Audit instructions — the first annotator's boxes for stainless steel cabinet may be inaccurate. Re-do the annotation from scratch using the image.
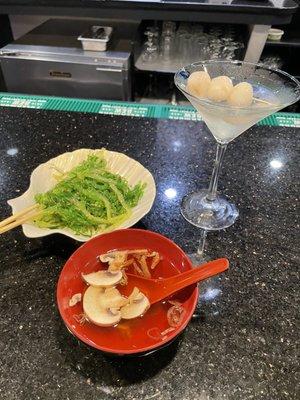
[0,45,131,100]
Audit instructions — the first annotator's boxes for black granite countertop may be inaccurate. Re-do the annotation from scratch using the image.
[0,108,299,400]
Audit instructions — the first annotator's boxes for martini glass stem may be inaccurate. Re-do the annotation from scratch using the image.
[206,143,227,201]
[197,229,207,259]
[188,229,208,266]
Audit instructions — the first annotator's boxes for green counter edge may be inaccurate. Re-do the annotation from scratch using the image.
[0,92,299,128]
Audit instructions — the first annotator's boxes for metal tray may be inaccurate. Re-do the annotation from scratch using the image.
[78,26,113,51]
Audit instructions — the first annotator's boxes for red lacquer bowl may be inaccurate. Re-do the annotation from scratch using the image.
[57,229,198,355]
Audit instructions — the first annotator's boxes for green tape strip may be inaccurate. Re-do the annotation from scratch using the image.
[0,92,299,128]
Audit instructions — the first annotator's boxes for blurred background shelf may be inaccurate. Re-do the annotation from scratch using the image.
[135,54,181,73]
[0,1,299,112]
[265,36,300,48]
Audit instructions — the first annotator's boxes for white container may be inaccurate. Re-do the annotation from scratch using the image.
[8,148,156,242]
[78,26,113,51]
[268,28,284,41]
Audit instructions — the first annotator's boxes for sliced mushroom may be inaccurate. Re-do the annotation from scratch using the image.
[120,287,150,320]
[128,287,140,301]
[108,253,128,272]
[82,270,123,287]
[98,287,128,309]
[69,293,82,307]
[83,286,121,327]
[99,251,118,264]
[99,251,128,271]
[99,250,126,263]
[127,249,149,255]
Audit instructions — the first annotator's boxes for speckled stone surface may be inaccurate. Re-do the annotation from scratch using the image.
[0,108,299,400]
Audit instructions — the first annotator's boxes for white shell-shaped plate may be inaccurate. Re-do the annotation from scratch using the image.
[8,149,156,242]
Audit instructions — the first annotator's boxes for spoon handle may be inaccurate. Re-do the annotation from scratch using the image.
[161,258,229,296]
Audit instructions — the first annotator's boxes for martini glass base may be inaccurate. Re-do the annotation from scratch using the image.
[181,189,239,230]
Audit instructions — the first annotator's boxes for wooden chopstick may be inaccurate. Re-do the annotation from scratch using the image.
[0,210,42,234]
[0,204,39,228]
[0,206,42,234]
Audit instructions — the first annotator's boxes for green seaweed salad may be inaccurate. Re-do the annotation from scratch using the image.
[34,153,146,236]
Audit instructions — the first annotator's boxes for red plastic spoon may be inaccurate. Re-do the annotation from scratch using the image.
[127,258,229,305]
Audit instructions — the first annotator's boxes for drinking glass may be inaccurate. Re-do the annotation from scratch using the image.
[178,33,192,63]
[142,44,159,63]
[160,35,174,62]
[174,60,300,261]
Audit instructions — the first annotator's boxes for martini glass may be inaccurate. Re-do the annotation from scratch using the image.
[175,60,300,263]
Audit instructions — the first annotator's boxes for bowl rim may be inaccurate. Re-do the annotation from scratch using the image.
[174,59,300,112]
[56,228,199,355]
